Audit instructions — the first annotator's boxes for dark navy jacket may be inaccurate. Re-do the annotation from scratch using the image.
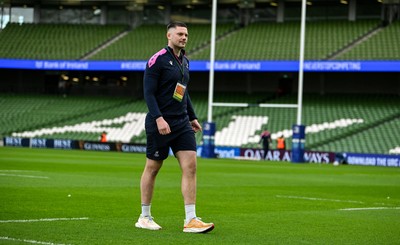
[143,46,197,129]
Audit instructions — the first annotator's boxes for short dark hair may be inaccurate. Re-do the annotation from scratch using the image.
[167,21,187,31]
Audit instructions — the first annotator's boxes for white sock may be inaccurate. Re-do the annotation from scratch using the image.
[185,204,196,223]
[141,204,151,217]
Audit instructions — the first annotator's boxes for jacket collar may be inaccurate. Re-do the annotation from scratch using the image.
[166,46,186,57]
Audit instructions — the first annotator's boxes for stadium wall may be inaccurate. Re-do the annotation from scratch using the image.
[1,68,399,95]
[0,1,386,27]
[189,71,400,95]
[3,136,400,167]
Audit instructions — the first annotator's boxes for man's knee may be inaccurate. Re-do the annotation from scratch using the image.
[144,159,163,177]
[177,151,197,175]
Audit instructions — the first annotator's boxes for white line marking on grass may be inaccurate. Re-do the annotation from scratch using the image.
[0,217,89,223]
[276,195,364,204]
[0,170,41,172]
[339,207,400,211]
[0,173,49,179]
[0,236,69,245]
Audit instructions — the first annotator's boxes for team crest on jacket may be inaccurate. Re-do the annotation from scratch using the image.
[169,61,173,66]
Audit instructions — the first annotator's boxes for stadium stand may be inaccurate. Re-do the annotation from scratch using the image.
[313,118,400,155]
[0,23,127,59]
[0,16,398,156]
[189,20,381,60]
[335,21,400,60]
[2,93,399,155]
[88,24,166,60]
[89,23,237,60]
[0,94,135,139]
[191,93,400,154]
[1,20,391,61]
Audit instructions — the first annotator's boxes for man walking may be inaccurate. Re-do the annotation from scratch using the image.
[135,21,214,233]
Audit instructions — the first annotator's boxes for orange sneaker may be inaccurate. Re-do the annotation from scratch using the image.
[183,217,214,233]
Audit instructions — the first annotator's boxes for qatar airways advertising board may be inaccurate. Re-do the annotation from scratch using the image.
[196,146,334,163]
[240,148,334,163]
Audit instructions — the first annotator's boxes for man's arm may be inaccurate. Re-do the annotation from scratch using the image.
[143,64,162,119]
[156,116,171,135]
[190,119,202,133]
[143,53,171,135]
[186,93,202,133]
[186,93,197,121]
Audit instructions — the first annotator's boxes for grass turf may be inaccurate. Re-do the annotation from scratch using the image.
[0,147,399,244]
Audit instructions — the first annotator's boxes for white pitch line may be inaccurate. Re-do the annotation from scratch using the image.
[0,173,49,179]
[0,170,41,172]
[0,217,89,223]
[0,236,69,245]
[339,207,400,211]
[276,195,364,204]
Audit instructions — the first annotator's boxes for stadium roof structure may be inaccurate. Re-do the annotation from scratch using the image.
[1,0,388,7]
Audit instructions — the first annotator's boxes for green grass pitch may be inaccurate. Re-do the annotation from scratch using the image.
[1,147,399,244]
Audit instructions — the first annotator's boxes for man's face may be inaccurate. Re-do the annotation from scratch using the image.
[167,26,188,49]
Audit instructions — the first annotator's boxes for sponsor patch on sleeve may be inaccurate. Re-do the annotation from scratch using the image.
[148,48,167,68]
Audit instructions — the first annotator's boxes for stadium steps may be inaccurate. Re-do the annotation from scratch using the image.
[89,23,237,60]
[80,27,131,60]
[189,20,381,61]
[1,20,391,61]
[327,23,383,60]
[334,21,400,60]
[187,24,242,59]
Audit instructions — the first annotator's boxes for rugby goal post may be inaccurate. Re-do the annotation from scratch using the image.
[202,0,307,163]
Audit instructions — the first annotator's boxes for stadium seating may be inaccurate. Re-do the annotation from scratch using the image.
[1,20,393,61]
[0,94,136,141]
[90,23,237,60]
[189,20,380,60]
[2,93,398,154]
[335,21,400,60]
[193,93,399,154]
[0,19,398,155]
[88,24,166,60]
[0,23,127,59]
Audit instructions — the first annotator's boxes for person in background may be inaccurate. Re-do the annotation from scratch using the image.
[276,134,286,150]
[259,129,272,159]
[100,131,107,142]
[135,21,214,233]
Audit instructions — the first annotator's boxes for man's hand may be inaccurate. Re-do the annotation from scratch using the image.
[190,119,202,133]
[156,117,171,135]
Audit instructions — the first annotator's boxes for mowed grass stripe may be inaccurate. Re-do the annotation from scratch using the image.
[0,147,399,244]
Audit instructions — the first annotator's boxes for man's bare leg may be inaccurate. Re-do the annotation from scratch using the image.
[176,151,197,206]
[140,158,163,205]
[177,151,214,233]
[135,158,163,230]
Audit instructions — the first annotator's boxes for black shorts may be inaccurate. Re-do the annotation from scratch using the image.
[145,116,197,161]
